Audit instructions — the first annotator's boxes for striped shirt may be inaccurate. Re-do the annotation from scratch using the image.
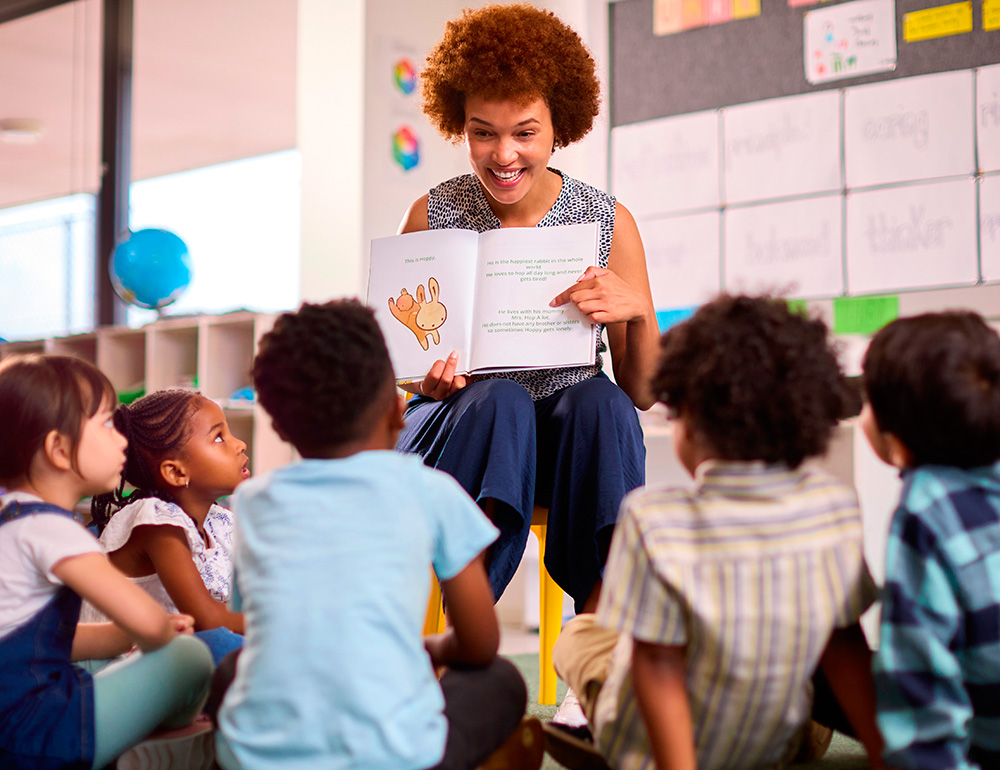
[595,460,876,770]
[874,463,1000,770]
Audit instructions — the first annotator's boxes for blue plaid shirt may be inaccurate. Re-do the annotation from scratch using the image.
[873,463,1000,770]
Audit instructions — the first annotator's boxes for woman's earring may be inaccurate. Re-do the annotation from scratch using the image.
[185,479,189,488]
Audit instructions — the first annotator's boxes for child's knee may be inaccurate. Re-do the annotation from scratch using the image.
[163,634,214,687]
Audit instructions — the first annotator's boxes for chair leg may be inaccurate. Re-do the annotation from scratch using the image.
[423,570,446,636]
[532,522,563,706]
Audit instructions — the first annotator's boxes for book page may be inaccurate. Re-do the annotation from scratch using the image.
[368,229,479,381]
[469,223,598,372]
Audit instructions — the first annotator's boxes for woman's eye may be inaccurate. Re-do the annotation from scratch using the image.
[104,418,115,429]
[214,434,224,443]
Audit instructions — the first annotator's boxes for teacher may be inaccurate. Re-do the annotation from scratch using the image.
[397,3,660,617]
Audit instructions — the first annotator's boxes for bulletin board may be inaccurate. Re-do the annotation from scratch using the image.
[606,0,1000,331]
[610,0,999,125]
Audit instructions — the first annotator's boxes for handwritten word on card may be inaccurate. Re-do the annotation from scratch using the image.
[979,65,1000,173]
[724,91,841,205]
[637,213,722,310]
[844,70,975,188]
[979,176,1000,282]
[725,196,844,298]
[846,179,977,294]
[804,0,897,85]
[611,111,720,218]
[903,2,972,41]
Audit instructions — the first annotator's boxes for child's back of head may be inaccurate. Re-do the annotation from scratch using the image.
[653,294,852,468]
[862,310,1000,469]
[252,300,396,457]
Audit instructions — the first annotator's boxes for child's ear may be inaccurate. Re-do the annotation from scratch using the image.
[884,433,915,469]
[392,395,406,430]
[43,430,74,471]
[159,459,189,490]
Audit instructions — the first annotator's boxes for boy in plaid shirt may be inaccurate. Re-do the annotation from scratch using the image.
[861,310,1000,770]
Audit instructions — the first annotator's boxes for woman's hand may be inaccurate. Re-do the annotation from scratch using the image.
[549,265,652,326]
[417,350,468,401]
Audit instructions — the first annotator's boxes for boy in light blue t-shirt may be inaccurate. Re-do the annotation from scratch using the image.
[212,300,541,770]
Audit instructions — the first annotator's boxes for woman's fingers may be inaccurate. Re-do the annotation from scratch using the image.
[422,351,466,400]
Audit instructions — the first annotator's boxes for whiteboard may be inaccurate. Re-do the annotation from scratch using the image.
[724,91,841,205]
[980,175,1000,282]
[611,110,720,218]
[844,70,975,188]
[636,213,722,309]
[724,195,843,297]
[846,179,978,293]
[978,64,1000,173]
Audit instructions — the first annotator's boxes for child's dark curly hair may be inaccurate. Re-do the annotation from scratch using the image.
[252,300,395,456]
[90,389,201,533]
[653,295,853,468]
[421,3,600,147]
[863,311,1000,469]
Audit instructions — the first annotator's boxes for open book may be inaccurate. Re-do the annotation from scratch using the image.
[368,222,598,381]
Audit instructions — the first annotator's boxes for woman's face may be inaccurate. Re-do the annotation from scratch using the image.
[463,95,555,208]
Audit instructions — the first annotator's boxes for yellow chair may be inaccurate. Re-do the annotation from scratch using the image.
[422,505,564,705]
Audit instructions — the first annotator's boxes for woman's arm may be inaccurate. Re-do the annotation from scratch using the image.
[550,203,660,409]
[632,639,697,770]
[424,552,498,668]
[52,552,176,653]
[131,524,245,634]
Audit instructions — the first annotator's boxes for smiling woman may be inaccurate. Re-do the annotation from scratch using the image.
[394,3,661,637]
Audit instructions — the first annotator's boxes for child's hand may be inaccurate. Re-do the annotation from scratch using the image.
[168,613,197,635]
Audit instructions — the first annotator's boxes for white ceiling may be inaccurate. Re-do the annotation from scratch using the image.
[0,0,297,211]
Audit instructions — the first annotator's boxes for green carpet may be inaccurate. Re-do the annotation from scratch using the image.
[506,652,871,770]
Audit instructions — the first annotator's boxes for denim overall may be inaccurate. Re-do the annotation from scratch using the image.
[0,502,94,769]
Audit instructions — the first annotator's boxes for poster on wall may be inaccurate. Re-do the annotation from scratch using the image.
[844,70,975,189]
[723,91,841,205]
[636,212,721,310]
[979,64,1000,173]
[980,175,1000,282]
[374,37,431,186]
[804,0,897,85]
[846,178,978,293]
[724,195,844,298]
[611,110,720,218]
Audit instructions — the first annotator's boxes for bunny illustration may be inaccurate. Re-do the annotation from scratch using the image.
[387,278,447,351]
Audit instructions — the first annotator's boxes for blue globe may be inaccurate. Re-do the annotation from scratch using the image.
[110,228,192,310]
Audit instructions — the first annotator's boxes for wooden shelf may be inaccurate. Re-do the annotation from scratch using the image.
[0,312,295,476]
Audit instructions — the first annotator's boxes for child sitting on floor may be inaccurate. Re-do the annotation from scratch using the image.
[213,299,541,770]
[0,354,212,769]
[85,389,248,664]
[551,295,887,770]
[861,310,1000,769]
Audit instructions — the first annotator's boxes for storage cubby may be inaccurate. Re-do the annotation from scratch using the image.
[0,312,295,477]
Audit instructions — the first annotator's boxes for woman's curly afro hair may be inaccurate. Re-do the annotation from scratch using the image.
[653,295,853,469]
[421,3,600,147]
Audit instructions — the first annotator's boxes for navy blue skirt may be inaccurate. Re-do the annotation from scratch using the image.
[397,373,645,611]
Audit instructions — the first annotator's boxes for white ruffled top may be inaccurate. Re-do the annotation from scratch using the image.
[81,497,234,622]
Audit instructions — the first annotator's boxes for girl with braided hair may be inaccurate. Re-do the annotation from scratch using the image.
[84,389,249,663]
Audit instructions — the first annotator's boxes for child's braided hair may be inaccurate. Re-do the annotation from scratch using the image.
[90,389,201,534]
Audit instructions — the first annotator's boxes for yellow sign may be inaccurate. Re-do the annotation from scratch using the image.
[733,0,761,19]
[985,0,1000,31]
[903,1,973,41]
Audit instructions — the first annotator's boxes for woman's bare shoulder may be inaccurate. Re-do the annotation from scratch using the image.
[398,195,430,234]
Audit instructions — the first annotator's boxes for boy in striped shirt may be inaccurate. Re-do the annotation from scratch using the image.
[551,295,888,770]
[861,311,1000,770]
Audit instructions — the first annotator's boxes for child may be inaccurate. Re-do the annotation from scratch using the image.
[0,354,213,769]
[214,300,541,770]
[861,310,1000,769]
[84,389,247,664]
[550,295,887,770]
